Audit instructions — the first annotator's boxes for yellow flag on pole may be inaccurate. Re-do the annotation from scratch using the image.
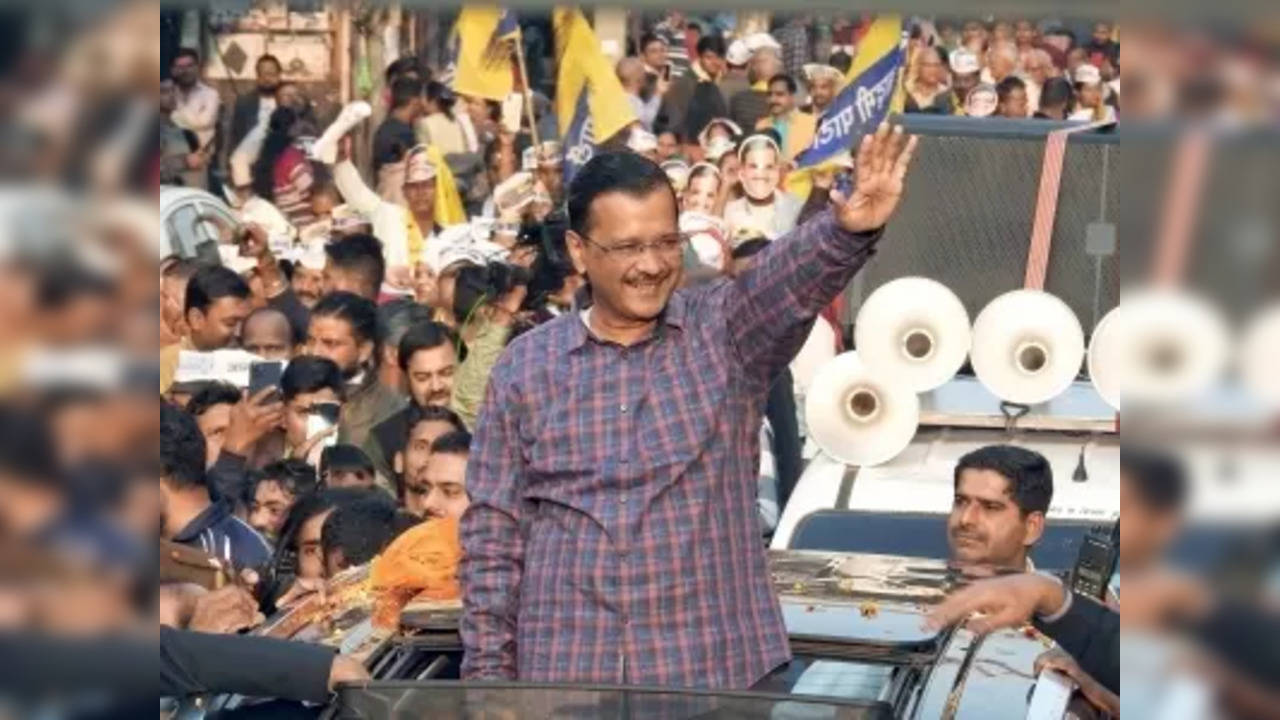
[553,6,637,179]
[451,6,515,101]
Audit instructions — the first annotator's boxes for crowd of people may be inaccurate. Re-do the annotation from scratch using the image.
[152,8,1136,709]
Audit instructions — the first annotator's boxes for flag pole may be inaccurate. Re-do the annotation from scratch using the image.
[511,35,541,146]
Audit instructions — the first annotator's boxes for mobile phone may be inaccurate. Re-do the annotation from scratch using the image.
[306,402,341,448]
[247,361,285,403]
[662,64,671,81]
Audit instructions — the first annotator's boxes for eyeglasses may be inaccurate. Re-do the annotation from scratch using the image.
[578,232,689,261]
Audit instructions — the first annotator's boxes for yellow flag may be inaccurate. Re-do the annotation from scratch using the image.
[553,7,636,146]
[452,6,514,102]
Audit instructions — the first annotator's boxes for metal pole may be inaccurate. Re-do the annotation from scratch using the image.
[512,34,541,146]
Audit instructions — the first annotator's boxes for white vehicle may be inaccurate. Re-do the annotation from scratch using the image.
[774,377,1121,569]
[159,185,239,262]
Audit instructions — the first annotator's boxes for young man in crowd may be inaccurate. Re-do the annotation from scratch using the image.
[229,54,284,155]
[374,299,434,397]
[323,233,386,302]
[319,445,377,489]
[186,382,242,470]
[757,74,815,161]
[160,402,270,572]
[160,265,252,394]
[372,77,424,176]
[168,48,219,157]
[1033,77,1075,120]
[159,78,207,189]
[996,76,1030,118]
[1116,448,1187,598]
[247,459,317,542]
[305,292,406,450]
[662,35,729,143]
[947,444,1054,571]
[404,429,472,521]
[395,405,467,517]
[320,493,398,577]
[241,307,297,362]
[280,355,346,465]
[366,320,460,482]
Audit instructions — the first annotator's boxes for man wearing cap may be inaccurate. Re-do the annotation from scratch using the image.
[718,39,752,109]
[460,124,918,687]
[730,45,783,132]
[801,64,842,116]
[948,48,983,115]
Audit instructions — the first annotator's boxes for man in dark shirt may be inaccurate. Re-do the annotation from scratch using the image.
[228,54,284,153]
[161,402,272,572]
[372,76,424,176]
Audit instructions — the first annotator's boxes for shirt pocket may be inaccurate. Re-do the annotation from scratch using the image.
[640,335,728,471]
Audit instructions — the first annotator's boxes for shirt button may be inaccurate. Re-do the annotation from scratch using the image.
[619,403,628,413]
[618,495,628,503]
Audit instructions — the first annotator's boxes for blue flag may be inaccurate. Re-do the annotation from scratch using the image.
[795,45,903,168]
[562,88,594,183]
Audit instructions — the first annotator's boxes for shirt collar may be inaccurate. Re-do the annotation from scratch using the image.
[567,285,686,352]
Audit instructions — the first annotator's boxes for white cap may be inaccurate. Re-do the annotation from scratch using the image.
[704,136,737,162]
[726,39,751,66]
[744,32,782,54]
[423,224,508,274]
[661,160,691,192]
[949,48,980,75]
[627,127,658,154]
[803,63,843,83]
[404,145,439,184]
[1074,63,1102,85]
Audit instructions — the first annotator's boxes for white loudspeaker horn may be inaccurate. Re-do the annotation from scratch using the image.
[1088,288,1230,410]
[1239,302,1280,409]
[971,289,1085,405]
[855,277,971,392]
[790,317,838,396]
[805,351,920,467]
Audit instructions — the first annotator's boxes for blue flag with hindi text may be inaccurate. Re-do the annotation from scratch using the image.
[795,45,903,168]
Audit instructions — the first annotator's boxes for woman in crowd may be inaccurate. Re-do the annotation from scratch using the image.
[418,81,474,156]
[448,261,531,429]
[250,106,315,228]
[904,46,954,114]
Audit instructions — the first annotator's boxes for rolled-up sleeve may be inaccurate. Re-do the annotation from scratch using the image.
[724,209,880,384]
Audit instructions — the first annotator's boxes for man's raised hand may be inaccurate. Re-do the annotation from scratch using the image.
[832,123,918,234]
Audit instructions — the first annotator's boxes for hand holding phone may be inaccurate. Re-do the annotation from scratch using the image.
[248,361,285,404]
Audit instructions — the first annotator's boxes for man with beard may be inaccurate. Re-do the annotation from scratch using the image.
[947,445,1053,570]
[305,292,406,449]
[229,55,283,156]
[168,48,219,153]
[366,320,459,482]
[396,408,468,518]
[461,125,918,686]
[801,64,842,117]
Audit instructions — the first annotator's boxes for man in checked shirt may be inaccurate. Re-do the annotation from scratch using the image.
[460,123,919,688]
